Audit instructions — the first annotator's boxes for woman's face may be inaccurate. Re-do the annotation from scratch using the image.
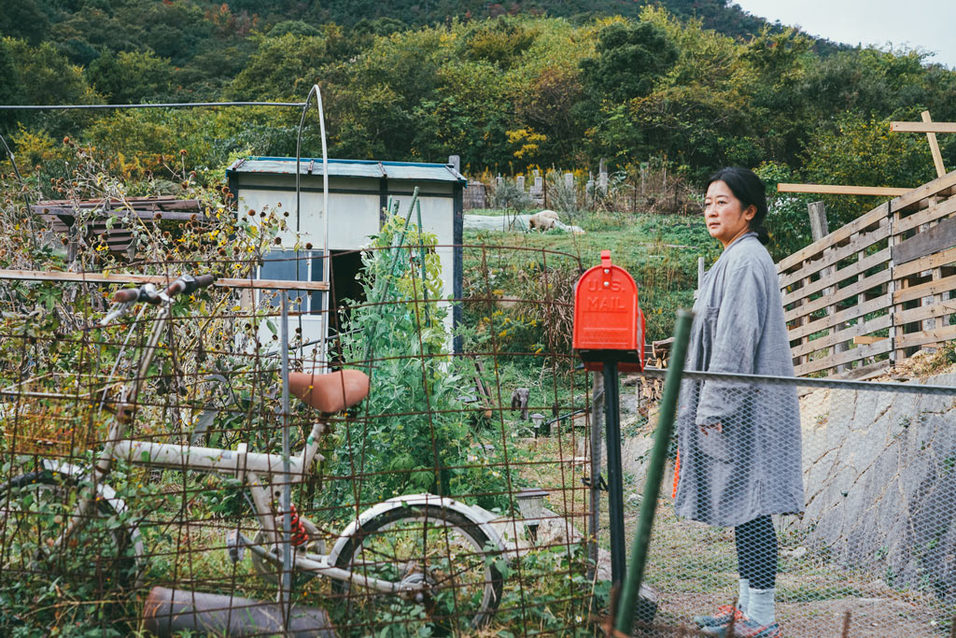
[703,180,756,249]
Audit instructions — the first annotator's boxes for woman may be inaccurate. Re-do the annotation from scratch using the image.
[674,167,804,638]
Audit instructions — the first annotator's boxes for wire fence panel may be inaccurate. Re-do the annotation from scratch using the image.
[635,369,956,638]
[0,246,600,637]
[2,249,955,636]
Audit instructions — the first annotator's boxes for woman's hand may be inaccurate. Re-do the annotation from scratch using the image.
[699,422,723,434]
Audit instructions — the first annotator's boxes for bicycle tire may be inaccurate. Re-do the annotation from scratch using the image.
[331,503,503,636]
[0,470,137,631]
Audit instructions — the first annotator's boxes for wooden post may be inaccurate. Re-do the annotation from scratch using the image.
[808,202,847,371]
[919,197,944,338]
[841,611,852,638]
[891,205,902,365]
[587,373,604,582]
[808,201,829,239]
[921,111,947,178]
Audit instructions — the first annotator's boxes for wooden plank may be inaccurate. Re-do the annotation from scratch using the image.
[892,216,956,265]
[893,193,956,235]
[777,183,911,197]
[835,360,890,380]
[782,247,889,306]
[921,111,948,178]
[787,296,888,341]
[779,225,888,289]
[784,269,891,323]
[893,241,956,279]
[794,338,893,377]
[896,323,956,349]
[890,121,956,134]
[790,314,891,358]
[38,209,203,222]
[853,335,887,345]
[893,271,956,305]
[890,170,956,212]
[896,299,956,325]
[0,269,330,291]
[35,196,201,211]
[777,203,888,273]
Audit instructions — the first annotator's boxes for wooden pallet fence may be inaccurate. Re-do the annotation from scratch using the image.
[777,170,956,376]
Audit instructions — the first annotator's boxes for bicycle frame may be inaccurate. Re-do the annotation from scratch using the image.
[43,279,509,600]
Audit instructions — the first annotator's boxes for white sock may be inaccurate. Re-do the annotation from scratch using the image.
[747,587,775,625]
[737,578,750,615]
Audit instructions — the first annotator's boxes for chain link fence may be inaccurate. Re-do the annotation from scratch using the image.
[629,369,956,637]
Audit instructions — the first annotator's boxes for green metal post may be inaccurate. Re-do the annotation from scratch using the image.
[615,309,694,635]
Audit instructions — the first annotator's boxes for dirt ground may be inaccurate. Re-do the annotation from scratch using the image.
[656,592,945,637]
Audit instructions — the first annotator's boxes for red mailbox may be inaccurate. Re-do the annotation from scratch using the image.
[573,250,645,372]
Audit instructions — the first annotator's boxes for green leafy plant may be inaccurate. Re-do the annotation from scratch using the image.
[322,212,512,513]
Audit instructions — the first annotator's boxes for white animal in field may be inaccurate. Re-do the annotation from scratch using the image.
[529,210,559,231]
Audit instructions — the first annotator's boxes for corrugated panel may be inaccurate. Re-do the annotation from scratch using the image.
[382,163,460,182]
[228,157,464,183]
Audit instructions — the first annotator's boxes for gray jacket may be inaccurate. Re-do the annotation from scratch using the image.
[674,233,804,527]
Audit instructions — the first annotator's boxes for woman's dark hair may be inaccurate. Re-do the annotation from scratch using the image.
[707,167,770,245]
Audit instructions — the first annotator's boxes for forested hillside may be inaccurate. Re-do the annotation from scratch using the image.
[2,0,955,239]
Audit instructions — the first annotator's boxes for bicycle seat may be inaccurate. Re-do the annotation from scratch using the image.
[288,369,369,414]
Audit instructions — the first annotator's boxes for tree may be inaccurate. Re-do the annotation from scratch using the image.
[580,20,678,103]
[87,50,175,104]
[740,27,814,164]
[227,32,331,100]
[324,26,450,160]
[464,17,536,69]
[802,48,929,123]
[0,37,98,137]
[801,113,937,227]
[0,0,51,46]
[616,8,754,170]
[515,65,586,165]
[130,0,213,66]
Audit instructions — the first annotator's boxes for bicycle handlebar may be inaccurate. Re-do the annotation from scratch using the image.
[103,274,216,325]
[112,274,216,304]
[112,288,142,304]
[164,273,216,298]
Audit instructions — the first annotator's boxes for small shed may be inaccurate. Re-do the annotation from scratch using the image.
[225,157,466,360]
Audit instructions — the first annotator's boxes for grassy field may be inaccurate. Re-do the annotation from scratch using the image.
[464,208,721,344]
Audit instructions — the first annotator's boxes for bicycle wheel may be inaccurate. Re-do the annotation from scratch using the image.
[0,470,137,631]
[331,504,503,636]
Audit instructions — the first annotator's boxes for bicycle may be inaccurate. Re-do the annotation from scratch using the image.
[0,274,507,634]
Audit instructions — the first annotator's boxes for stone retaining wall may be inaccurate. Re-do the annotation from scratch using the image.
[796,373,956,605]
[622,373,956,606]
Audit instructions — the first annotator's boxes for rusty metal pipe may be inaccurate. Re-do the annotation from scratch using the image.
[143,586,336,637]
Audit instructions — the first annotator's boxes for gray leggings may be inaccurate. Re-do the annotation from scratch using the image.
[735,515,777,590]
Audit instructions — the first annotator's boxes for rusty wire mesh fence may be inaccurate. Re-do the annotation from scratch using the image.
[0,243,601,637]
[2,242,956,637]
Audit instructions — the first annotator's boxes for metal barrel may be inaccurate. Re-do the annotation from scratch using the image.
[143,586,336,638]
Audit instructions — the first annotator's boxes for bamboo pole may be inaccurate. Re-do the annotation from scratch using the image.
[614,309,693,635]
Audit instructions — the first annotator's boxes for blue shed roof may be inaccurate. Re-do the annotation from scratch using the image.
[227,157,466,183]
